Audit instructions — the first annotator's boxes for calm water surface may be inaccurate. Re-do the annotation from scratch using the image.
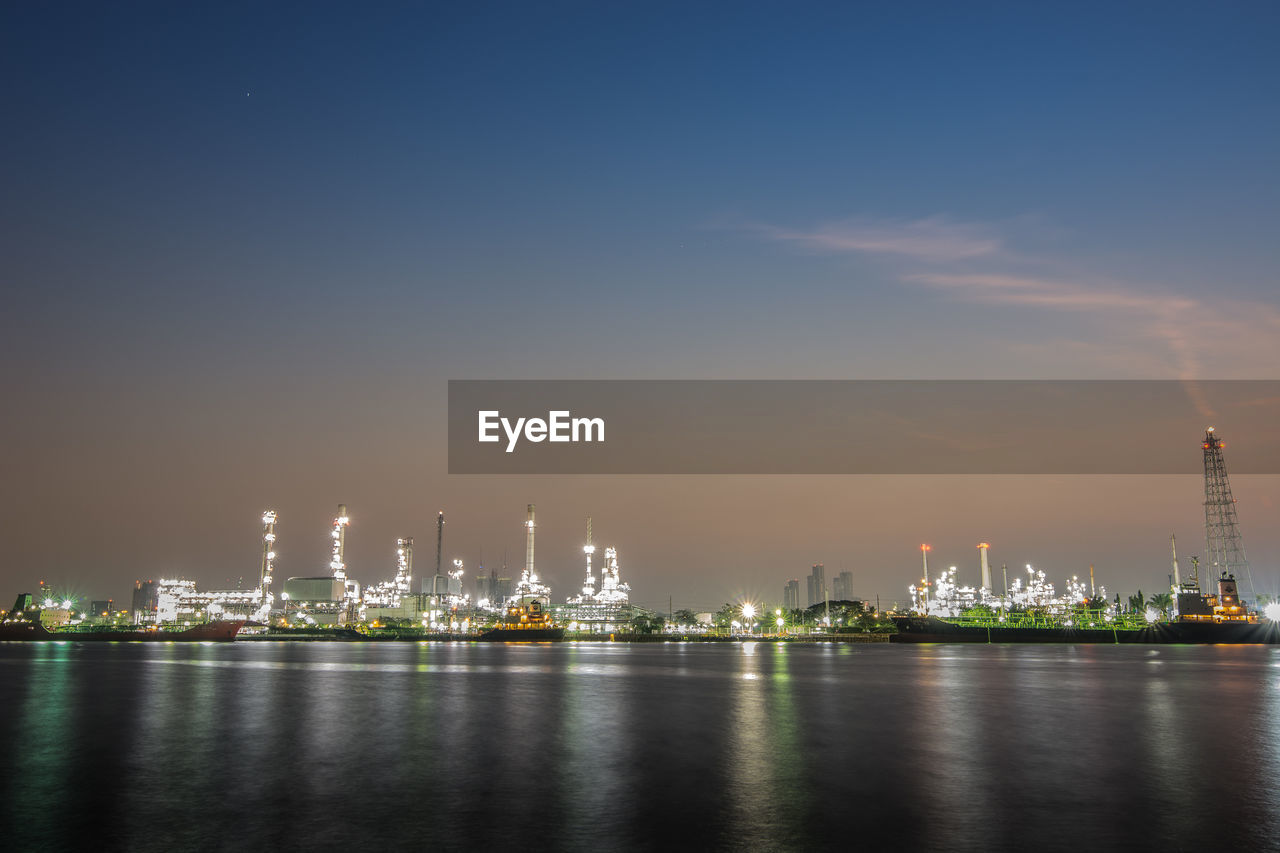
[1,641,1278,852]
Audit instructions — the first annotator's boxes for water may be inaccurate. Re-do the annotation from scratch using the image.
[1,641,1278,852]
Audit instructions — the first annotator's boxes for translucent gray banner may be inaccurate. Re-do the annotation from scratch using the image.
[447,380,1280,474]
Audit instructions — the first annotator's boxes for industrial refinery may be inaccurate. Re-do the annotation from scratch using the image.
[895,426,1280,642]
[79,501,642,638]
[5,427,1278,643]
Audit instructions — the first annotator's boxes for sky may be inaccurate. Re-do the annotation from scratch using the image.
[3,2,1279,610]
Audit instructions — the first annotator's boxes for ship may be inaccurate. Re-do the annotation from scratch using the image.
[478,598,565,641]
[892,572,1277,645]
[1,594,245,642]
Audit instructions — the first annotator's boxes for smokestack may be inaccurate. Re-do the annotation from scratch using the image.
[525,504,537,582]
[978,542,992,590]
[920,544,931,612]
[436,512,444,579]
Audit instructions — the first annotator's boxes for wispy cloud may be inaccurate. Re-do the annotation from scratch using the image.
[753,216,1002,262]
[901,272,1198,314]
[749,214,1280,394]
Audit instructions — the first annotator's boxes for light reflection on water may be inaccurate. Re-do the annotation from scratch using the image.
[1,642,1279,851]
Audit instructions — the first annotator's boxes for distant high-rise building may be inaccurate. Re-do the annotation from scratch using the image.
[806,563,826,608]
[832,571,854,601]
[132,580,158,623]
[476,572,493,603]
[496,577,513,601]
[783,580,800,611]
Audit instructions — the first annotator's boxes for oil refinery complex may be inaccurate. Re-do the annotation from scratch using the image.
[5,427,1279,642]
[893,427,1280,642]
[15,502,653,638]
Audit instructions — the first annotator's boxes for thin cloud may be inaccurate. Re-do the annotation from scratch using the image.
[902,272,1198,314]
[899,272,1280,417]
[749,215,1280,407]
[754,216,1002,262]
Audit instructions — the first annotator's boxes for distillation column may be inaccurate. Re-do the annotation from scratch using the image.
[259,510,277,619]
[526,504,537,583]
[330,504,349,581]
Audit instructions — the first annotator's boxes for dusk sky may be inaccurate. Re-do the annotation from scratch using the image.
[4,2,1279,609]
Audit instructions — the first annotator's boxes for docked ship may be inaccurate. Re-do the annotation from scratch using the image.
[0,594,245,642]
[478,599,565,641]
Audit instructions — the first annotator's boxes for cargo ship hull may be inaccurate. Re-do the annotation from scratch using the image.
[892,615,1279,644]
[477,626,566,641]
[0,620,245,642]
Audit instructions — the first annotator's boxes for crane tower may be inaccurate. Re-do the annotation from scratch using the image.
[1202,427,1254,601]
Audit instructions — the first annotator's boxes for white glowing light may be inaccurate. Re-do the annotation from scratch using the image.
[741,603,756,620]
[1264,602,1280,623]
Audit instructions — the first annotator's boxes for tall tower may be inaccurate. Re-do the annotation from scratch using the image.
[977,542,992,590]
[525,504,537,583]
[512,503,550,602]
[1202,427,1254,600]
[258,510,277,619]
[436,512,445,580]
[580,516,597,600]
[920,544,931,612]
[330,504,349,580]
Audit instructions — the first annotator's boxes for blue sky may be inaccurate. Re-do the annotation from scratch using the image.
[3,2,1279,605]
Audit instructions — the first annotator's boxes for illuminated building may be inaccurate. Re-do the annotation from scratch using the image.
[150,510,284,624]
[132,580,159,623]
[806,563,825,608]
[155,578,262,624]
[783,579,800,611]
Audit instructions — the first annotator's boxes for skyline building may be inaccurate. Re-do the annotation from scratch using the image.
[783,579,800,611]
[806,563,826,608]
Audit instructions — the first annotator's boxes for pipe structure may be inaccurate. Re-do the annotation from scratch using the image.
[978,542,992,591]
